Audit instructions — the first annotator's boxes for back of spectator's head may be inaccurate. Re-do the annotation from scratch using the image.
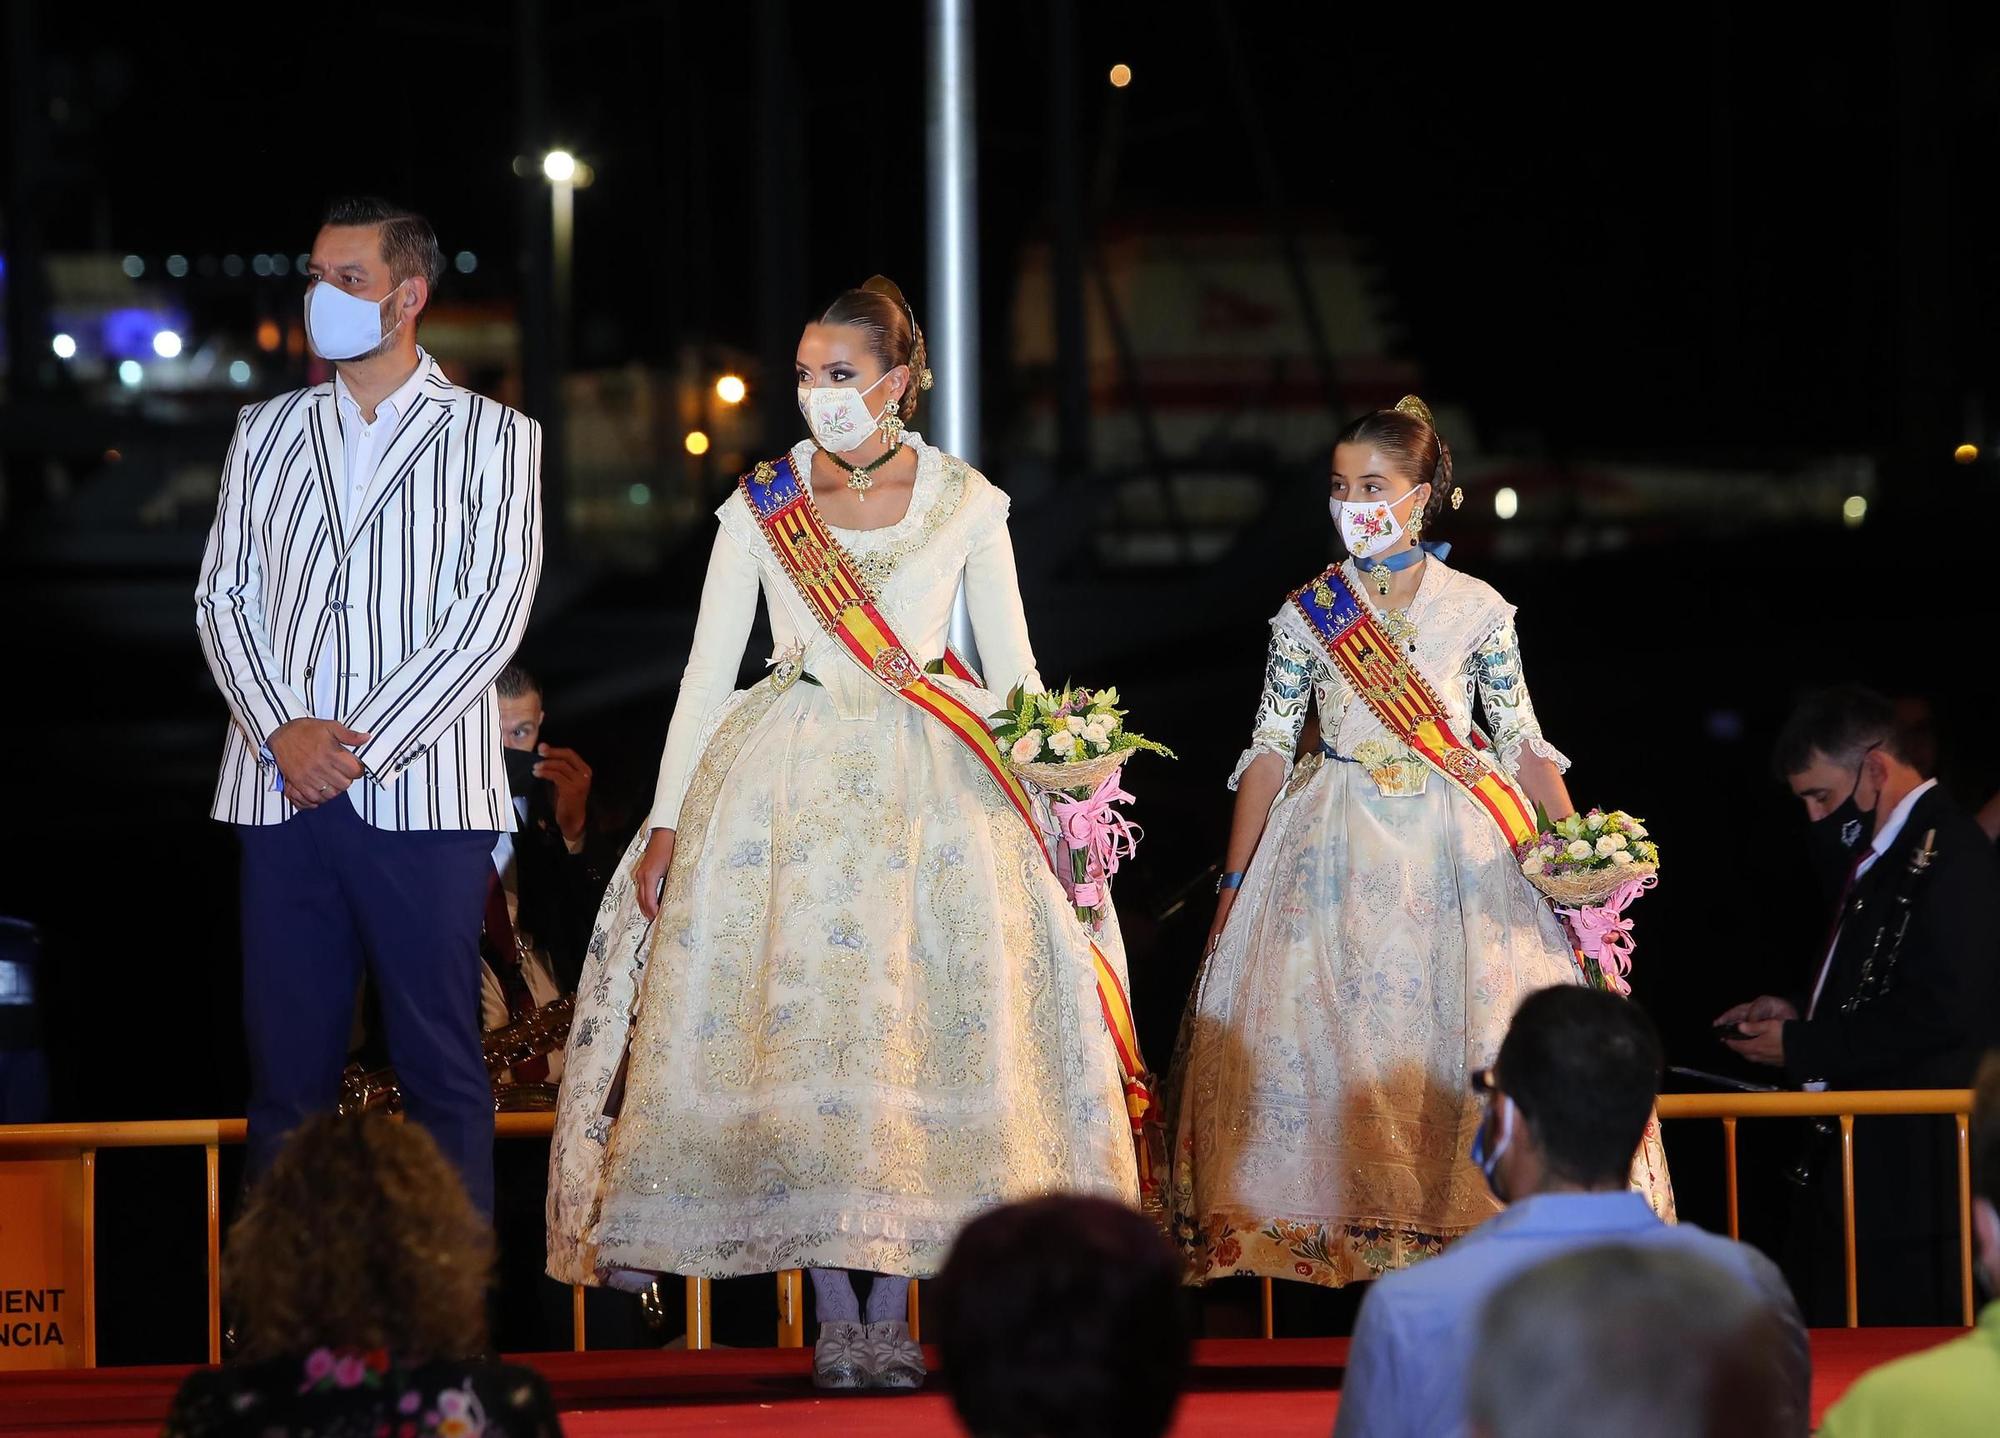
[1468,1244,1791,1438]
[224,1115,492,1362]
[1493,986,1662,1192]
[1973,1053,2000,1286]
[937,1195,1188,1438]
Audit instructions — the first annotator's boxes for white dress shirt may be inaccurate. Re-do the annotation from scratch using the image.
[312,351,436,721]
[1807,777,1938,1019]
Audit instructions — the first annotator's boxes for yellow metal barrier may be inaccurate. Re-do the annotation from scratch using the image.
[1241,1090,1978,1339]
[0,1120,612,1368]
[9,1091,1969,1362]
[0,1113,821,1366]
[1654,1088,1976,1330]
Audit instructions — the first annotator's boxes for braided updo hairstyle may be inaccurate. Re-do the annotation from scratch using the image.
[816,275,930,425]
[1333,395,1457,527]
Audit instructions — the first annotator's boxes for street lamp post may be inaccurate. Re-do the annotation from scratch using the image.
[927,0,982,674]
[544,149,577,425]
[516,0,562,556]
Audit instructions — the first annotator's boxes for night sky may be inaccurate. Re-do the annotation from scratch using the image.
[23,2,2000,460]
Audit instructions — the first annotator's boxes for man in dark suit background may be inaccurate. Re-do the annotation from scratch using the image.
[488,663,637,1349]
[489,663,605,1011]
[1718,683,2000,1322]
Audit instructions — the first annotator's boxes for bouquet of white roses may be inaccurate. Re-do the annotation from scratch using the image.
[1519,809,1660,994]
[989,684,1175,927]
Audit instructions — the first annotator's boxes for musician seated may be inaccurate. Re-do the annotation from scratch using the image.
[486,664,609,1088]
[1716,683,2000,1324]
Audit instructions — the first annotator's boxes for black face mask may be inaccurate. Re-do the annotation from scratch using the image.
[502,745,540,800]
[1804,748,1877,891]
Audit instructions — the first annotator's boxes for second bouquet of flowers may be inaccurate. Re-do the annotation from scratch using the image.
[1519,808,1660,994]
[990,683,1175,928]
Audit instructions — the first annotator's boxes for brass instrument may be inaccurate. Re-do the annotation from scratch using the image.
[338,994,575,1117]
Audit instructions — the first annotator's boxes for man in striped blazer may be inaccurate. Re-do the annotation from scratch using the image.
[195,197,543,1216]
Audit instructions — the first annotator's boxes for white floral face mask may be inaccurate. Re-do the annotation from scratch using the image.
[1334,485,1426,560]
[798,370,894,454]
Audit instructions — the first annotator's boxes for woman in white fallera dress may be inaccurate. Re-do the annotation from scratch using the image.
[547,279,1139,1388]
[1167,398,1671,1290]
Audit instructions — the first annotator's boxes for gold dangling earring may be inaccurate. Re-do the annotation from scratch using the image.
[879,398,905,448]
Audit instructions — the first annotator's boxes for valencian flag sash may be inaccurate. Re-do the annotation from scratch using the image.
[1291,563,1539,850]
[741,455,1162,1199]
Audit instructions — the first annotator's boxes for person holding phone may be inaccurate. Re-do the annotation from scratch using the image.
[490,663,606,1006]
[1715,684,2000,1324]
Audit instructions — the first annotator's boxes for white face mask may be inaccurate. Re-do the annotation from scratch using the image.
[798,370,895,454]
[304,278,409,362]
[1334,485,1426,561]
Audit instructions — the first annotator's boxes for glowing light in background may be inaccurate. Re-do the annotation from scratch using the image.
[714,374,747,405]
[1494,486,1520,520]
[684,430,711,456]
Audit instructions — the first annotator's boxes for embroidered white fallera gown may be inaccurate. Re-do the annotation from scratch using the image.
[547,437,1139,1284]
[1167,557,1673,1288]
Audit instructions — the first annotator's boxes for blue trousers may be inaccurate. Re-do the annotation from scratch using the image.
[237,798,497,1215]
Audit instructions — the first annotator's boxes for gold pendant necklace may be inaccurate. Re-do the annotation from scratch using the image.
[1378,606,1421,653]
[818,443,902,501]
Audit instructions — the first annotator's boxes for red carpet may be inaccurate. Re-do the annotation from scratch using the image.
[0,1330,1959,1435]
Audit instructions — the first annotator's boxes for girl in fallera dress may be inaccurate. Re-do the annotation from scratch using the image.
[547,278,1143,1389]
[1167,397,1671,1289]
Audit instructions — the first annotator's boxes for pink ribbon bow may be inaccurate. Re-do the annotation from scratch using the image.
[1051,771,1143,909]
[1557,872,1658,996]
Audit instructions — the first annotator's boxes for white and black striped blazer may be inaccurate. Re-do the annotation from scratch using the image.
[195,361,543,830]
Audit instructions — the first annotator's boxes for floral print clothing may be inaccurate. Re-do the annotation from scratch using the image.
[162,1349,561,1438]
[1170,560,1673,1288]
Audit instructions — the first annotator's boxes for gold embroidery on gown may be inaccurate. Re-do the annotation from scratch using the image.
[547,438,1139,1284]
[1167,559,1673,1288]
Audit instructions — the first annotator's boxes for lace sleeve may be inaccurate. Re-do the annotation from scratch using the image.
[1473,618,1570,775]
[1228,622,1317,790]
